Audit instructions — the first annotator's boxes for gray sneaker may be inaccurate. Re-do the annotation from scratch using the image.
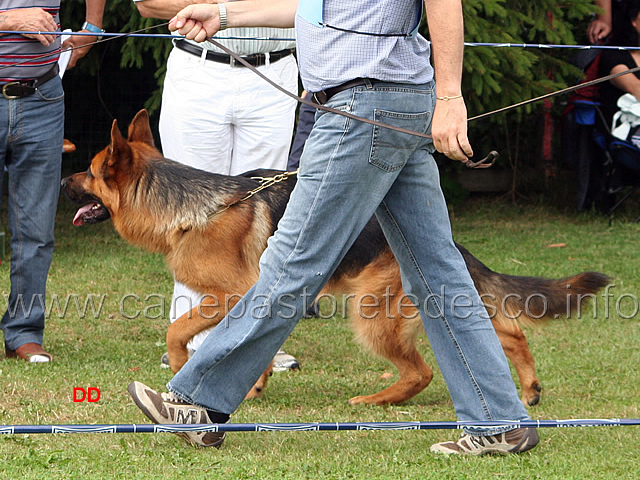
[127,381,226,448]
[430,427,539,455]
[272,350,300,372]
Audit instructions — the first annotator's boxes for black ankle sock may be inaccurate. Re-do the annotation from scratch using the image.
[207,410,230,423]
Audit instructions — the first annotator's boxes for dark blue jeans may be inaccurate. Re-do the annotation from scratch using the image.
[287,91,315,171]
[0,76,64,350]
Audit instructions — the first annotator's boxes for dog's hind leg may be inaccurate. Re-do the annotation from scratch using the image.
[244,361,274,400]
[492,320,542,406]
[348,347,432,406]
[347,294,432,406]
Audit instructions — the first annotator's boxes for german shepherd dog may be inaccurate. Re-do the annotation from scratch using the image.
[62,110,610,407]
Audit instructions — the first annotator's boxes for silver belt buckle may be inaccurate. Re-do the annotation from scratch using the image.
[230,55,251,67]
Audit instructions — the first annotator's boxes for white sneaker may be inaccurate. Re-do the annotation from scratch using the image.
[272,350,300,372]
[160,348,195,369]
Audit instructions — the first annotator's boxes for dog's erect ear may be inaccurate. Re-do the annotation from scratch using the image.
[108,118,131,166]
[127,109,155,147]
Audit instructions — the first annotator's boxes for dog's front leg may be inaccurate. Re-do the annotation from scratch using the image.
[166,295,227,373]
[165,293,274,400]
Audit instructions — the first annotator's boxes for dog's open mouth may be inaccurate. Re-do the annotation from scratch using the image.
[73,203,110,226]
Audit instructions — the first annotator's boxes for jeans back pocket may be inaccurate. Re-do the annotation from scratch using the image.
[369,109,430,172]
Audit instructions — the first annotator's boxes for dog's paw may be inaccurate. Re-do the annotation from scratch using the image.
[244,385,265,400]
[522,382,542,406]
[243,365,272,401]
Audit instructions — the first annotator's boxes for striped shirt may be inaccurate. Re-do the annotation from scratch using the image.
[0,0,61,82]
[295,0,433,92]
[190,25,296,56]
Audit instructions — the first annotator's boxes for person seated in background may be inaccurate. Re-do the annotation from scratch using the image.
[598,0,640,127]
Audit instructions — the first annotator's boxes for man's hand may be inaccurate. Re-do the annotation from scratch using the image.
[431,98,473,162]
[587,18,612,44]
[0,8,58,46]
[169,4,223,42]
[61,32,98,70]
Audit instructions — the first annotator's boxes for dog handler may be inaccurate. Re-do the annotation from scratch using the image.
[128,0,540,455]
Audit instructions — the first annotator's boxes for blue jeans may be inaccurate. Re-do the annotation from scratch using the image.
[0,76,64,350]
[168,80,530,434]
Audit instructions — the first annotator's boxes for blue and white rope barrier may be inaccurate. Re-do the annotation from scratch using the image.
[3,30,640,50]
[1,418,639,435]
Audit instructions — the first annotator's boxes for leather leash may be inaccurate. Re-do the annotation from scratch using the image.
[5,22,640,144]
[205,37,497,169]
[0,22,508,169]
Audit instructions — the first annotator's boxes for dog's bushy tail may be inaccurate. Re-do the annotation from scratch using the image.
[457,243,611,327]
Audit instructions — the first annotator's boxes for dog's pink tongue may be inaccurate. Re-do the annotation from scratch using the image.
[73,204,95,226]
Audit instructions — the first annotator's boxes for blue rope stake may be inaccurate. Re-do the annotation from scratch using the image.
[1,419,639,435]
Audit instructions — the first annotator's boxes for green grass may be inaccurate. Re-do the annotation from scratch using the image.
[1,194,639,479]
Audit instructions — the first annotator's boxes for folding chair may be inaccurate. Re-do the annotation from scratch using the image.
[561,44,640,219]
[563,95,640,220]
[561,48,609,212]
[603,137,640,221]
[562,99,611,212]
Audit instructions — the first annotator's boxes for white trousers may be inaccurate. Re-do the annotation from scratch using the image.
[159,47,298,174]
[161,46,298,349]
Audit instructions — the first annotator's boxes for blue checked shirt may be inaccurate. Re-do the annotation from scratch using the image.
[296,0,433,92]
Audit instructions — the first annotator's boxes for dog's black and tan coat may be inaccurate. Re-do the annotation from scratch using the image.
[62,110,610,407]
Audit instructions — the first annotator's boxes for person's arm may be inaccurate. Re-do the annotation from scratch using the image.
[62,0,106,69]
[169,0,296,42]
[587,0,612,44]
[609,63,640,99]
[425,0,473,162]
[135,0,218,21]
[0,8,58,45]
[84,0,106,30]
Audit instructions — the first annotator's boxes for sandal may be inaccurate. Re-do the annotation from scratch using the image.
[5,343,52,363]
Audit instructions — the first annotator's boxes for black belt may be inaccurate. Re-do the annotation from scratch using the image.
[311,78,376,105]
[2,65,59,100]
[175,40,293,67]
